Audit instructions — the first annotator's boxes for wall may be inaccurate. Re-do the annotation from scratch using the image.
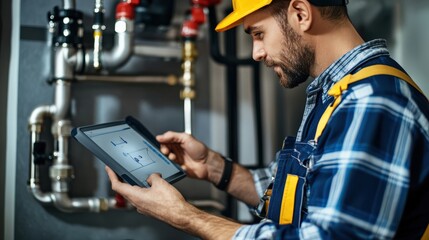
[0,0,12,238]
[9,0,217,239]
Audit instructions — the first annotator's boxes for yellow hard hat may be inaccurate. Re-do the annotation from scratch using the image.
[215,0,272,32]
[215,0,348,32]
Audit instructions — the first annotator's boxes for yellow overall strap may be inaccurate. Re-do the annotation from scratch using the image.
[315,64,425,142]
[279,174,299,224]
[422,225,429,240]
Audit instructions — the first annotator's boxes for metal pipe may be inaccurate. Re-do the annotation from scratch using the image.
[28,105,54,184]
[51,193,109,212]
[100,20,134,69]
[180,40,197,134]
[53,80,71,120]
[53,46,79,81]
[134,43,182,59]
[92,0,105,70]
[75,74,178,85]
[393,0,404,63]
[62,0,76,10]
[184,97,192,134]
[28,0,144,213]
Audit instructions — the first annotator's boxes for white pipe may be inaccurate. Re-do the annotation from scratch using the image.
[184,97,192,134]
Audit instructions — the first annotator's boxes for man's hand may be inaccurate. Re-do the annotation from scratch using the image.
[105,166,192,228]
[106,166,242,239]
[156,131,213,181]
[156,131,260,206]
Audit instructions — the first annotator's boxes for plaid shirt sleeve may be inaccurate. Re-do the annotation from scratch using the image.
[249,160,277,198]
[232,79,429,239]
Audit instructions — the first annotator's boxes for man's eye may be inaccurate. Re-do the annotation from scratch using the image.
[253,32,263,39]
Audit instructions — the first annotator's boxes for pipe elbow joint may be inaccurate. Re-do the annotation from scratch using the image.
[28,105,55,127]
[100,20,134,70]
[28,183,54,204]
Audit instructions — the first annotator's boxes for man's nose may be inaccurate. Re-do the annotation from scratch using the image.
[252,42,266,61]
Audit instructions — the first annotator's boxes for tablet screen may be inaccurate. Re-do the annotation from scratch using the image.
[83,123,180,184]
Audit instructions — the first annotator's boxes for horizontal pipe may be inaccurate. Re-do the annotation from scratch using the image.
[75,74,178,85]
[51,192,109,212]
[134,43,181,59]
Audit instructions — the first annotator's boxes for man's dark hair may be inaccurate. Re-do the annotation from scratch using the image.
[267,0,348,24]
[317,5,348,21]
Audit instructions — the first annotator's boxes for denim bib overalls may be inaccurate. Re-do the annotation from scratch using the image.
[255,65,429,238]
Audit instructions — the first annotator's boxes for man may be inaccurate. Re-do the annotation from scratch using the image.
[106,0,429,239]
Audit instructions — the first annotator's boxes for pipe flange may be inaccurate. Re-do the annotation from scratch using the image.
[180,89,196,99]
[49,165,74,181]
[51,120,72,137]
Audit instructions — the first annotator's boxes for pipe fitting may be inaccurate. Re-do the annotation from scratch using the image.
[28,184,53,204]
[100,30,134,69]
[51,193,110,212]
[51,120,72,138]
[29,105,55,126]
[49,164,74,182]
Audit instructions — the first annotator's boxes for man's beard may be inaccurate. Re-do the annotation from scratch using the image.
[265,23,314,88]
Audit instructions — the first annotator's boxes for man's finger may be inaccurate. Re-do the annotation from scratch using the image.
[105,166,137,195]
[146,173,162,186]
[105,166,119,183]
[156,131,186,144]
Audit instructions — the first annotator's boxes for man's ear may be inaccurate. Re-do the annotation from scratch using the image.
[288,0,313,32]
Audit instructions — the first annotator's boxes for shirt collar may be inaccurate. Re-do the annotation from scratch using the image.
[306,39,391,101]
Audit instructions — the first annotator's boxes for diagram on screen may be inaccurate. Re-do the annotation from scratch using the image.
[122,148,155,171]
[111,136,127,146]
[108,135,156,172]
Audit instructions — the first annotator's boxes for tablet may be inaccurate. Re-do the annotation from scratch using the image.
[72,116,186,187]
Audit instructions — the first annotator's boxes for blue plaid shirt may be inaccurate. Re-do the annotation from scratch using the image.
[234,39,429,239]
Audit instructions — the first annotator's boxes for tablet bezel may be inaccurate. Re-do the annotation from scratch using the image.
[71,116,186,188]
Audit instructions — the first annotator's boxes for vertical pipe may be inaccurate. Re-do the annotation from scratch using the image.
[184,98,193,134]
[92,0,105,70]
[62,0,76,10]
[393,0,404,63]
[225,24,238,219]
[180,39,197,134]
[252,62,264,168]
[225,27,238,166]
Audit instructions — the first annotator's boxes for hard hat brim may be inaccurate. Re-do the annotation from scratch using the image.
[215,0,272,32]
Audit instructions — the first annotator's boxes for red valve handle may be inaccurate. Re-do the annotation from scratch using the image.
[115,193,127,208]
[191,6,206,25]
[181,20,199,37]
[115,0,140,20]
[191,0,221,7]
